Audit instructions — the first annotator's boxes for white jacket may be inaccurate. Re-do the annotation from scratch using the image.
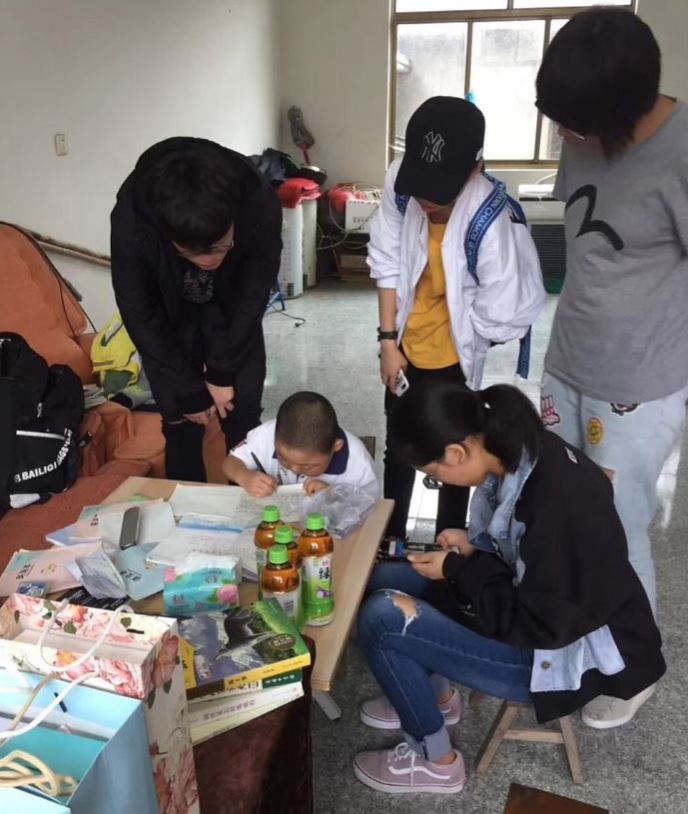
[367,159,545,388]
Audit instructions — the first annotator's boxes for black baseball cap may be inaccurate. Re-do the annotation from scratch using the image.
[395,96,485,206]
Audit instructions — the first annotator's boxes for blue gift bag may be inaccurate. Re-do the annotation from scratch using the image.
[0,671,159,814]
[0,789,70,813]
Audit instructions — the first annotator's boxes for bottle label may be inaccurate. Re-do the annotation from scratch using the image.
[302,554,334,621]
[262,587,301,622]
[255,547,267,596]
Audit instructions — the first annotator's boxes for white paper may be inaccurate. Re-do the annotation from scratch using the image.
[74,498,164,538]
[168,483,305,527]
[147,527,258,581]
[95,502,176,547]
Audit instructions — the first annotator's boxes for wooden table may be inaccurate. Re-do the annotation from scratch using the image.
[102,476,393,720]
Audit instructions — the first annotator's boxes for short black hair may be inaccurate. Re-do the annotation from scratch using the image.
[275,392,339,455]
[143,147,240,252]
[536,9,660,158]
[389,381,544,473]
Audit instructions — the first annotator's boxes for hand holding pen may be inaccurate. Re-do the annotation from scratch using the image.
[245,452,279,497]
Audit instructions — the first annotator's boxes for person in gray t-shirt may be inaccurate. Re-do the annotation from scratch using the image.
[536,9,687,730]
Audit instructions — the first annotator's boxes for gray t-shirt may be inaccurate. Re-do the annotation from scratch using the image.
[545,101,688,403]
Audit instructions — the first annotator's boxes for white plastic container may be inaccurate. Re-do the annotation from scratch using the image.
[279,205,304,299]
[302,198,318,289]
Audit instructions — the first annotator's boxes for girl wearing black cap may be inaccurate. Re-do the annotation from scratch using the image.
[368,96,545,543]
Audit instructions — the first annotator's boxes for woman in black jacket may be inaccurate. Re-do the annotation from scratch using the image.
[354,380,664,796]
[111,137,282,481]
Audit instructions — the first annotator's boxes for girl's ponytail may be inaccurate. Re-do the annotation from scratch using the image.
[477,384,544,471]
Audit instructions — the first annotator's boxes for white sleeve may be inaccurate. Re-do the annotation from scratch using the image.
[228,423,271,470]
[469,215,546,344]
[347,436,381,499]
[367,159,404,290]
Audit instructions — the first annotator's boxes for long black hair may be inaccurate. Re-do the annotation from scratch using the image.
[536,8,660,158]
[389,380,544,473]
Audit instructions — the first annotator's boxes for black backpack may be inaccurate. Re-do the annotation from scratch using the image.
[0,333,84,517]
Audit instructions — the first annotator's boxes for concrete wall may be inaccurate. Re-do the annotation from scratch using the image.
[277,0,391,187]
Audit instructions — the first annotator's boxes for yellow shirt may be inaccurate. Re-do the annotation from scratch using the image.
[402,221,460,369]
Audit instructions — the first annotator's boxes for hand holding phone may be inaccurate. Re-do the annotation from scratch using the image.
[394,369,410,397]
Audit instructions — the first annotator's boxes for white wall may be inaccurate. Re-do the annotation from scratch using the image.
[277,0,391,187]
[0,0,279,256]
[637,0,688,98]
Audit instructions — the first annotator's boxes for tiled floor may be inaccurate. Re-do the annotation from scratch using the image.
[262,280,685,814]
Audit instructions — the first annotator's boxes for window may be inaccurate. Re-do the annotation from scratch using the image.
[392,1,635,163]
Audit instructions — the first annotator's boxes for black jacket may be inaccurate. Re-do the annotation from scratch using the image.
[435,432,665,723]
[110,137,282,418]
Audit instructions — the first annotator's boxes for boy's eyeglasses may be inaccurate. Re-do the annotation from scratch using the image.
[175,239,235,261]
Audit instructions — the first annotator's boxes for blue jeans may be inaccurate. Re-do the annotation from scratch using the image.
[541,372,688,613]
[358,562,533,761]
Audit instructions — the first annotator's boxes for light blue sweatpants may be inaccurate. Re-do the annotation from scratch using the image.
[541,372,688,614]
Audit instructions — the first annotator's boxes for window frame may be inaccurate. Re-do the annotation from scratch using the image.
[390,1,637,167]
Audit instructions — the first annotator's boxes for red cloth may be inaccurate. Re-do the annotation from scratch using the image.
[277,178,321,208]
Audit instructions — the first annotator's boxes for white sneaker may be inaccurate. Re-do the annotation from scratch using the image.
[581,684,656,730]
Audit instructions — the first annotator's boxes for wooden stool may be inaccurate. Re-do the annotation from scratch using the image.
[475,700,583,784]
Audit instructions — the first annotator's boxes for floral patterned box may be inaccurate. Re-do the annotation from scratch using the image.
[0,593,200,814]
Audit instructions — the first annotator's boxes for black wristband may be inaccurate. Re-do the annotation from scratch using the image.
[377,328,398,341]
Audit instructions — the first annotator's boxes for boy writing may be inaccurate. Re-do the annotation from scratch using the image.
[223,391,379,499]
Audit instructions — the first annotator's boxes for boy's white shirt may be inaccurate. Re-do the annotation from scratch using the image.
[367,158,545,389]
[229,419,380,498]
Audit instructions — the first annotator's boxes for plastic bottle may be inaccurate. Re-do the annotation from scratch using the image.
[298,512,335,626]
[254,505,282,591]
[261,545,301,623]
[274,524,301,568]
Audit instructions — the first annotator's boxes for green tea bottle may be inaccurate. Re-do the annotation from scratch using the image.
[298,512,335,626]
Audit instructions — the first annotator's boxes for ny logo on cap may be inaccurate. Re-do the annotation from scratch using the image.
[421,131,445,163]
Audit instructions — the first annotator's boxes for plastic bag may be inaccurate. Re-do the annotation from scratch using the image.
[301,484,377,538]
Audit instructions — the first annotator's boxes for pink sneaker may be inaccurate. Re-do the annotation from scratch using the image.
[354,742,466,794]
[360,688,462,730]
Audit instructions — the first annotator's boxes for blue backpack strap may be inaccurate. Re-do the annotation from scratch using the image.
[506,194,527,226]
[503,188,531,378]
[464,176,507,283]
[469,174,533,379]
[395,193,410,215]
[516,327,532,379]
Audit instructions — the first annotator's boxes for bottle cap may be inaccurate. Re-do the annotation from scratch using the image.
[305,512,326,531]
[267,545,289,565]
[261,505,281,523]
[274,525,294,544]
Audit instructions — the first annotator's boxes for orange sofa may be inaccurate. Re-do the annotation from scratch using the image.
[0,223,227,571]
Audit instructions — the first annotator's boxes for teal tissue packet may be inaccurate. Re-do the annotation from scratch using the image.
[163,567,239,617]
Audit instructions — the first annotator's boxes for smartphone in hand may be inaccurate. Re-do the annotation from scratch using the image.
[394,369,410,397]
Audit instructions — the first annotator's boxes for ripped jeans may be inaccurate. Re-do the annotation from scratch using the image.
[358,562,533,761]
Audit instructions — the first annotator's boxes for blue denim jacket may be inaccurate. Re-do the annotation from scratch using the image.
[468,452,625,693]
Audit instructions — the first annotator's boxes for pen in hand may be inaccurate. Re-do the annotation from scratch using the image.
[251,452,267,474]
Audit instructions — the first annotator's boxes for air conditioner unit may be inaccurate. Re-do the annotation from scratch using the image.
[519,184,566,295]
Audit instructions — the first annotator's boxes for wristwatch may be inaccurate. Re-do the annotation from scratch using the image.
[377,327,398,342]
